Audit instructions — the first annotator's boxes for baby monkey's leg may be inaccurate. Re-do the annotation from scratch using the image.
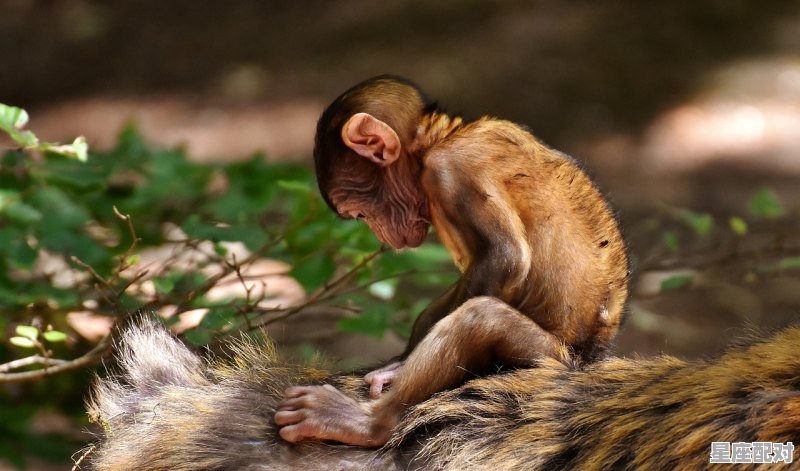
[275,296,569,447]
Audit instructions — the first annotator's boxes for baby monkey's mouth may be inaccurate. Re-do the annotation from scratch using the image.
[402,221,429,248]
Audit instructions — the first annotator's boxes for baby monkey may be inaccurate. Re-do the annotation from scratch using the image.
[275,75,629,447]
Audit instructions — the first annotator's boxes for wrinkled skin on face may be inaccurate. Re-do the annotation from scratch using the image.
[333,194,430,249]
[329,158,430,249]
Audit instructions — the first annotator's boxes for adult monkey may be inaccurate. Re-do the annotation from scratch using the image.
[275,75,629,447]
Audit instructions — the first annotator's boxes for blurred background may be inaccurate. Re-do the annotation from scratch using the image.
[1,1,799,469]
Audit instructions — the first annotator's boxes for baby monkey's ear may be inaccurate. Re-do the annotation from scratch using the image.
[341,112,401,167]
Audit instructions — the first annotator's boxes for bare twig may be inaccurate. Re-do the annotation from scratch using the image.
[252,246,388,329]
[225,252,268,331]
[0,334,112,383]
[173,235,284,314]
[70,256,109,286]
[328,268,419,300]
[638,238,800,273]
[116,269,150,297]
[0,354,69,373]
[71,444,95,471]
[112,205,141,275]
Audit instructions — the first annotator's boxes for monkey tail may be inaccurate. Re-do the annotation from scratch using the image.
[84,317,396,471]
[85,318,800,471]
[85,318,216,470]
[95,317,211,405]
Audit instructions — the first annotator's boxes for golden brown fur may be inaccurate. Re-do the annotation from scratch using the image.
[317,76,629,361]
[275,75,630,446]
[85,320,800,470]
[412,111,628,355]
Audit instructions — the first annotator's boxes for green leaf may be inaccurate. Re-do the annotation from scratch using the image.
[289,252,336,292]
[207,157,311,221]
[114,122,148,159]
[0,280,80,309]
[2,201,43,225]
[410,271,459,287]
[34,154,108,190]
[276,180,313,193]
[0,228,37,269]
[777,257,800,269]
[10,336,36,348]
[676,209,713,236]
[15,325,39,340]
[728,216,748,235]
[42,330,68,343]
[40,136,89,162]
[0,190,42,225]
[663,231,679,253]
[199,308,235,330]
[181,217,269,251]
[285,221,333,253]
[29,186,90,229]
[27,186,110,269]
[0,103,29,129]
[0,103,38,147]
[373,246,453,280]
[213,243,228,257]
[660,275,693,292]
[183,329,211,346]
[296,344,323,362]
[184,308,236,346]
[409,244,453,264]
[152,276,175,294]
[181,215,230,241]
[337,304,391,337]
[748,188,783,219]
[335,220,381,252]
[0,189,17,208]
[409,298,432,319]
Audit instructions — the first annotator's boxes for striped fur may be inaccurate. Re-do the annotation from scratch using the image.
[85,321,800,470]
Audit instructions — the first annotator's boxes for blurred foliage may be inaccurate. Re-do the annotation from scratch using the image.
[642,192,798,294]
[0,103,88,161]
[748,187,784,220]
[0,104,455,468]
[1,103,798,468]
[0,104,454,335]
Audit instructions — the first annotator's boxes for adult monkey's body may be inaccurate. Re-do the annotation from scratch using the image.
[275,76,629,447]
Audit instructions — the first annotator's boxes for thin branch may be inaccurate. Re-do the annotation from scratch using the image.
[0,355,69,373]
[0,334,112,383]
[173,235,284,313]
[71,445,95,471]
[70,256,109,286]
[116,269,150,297]
[325,268,419,300]
[225,253,267,331]
[112,205,141,275]
[252,246,388,329]
[639,240,800,273]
